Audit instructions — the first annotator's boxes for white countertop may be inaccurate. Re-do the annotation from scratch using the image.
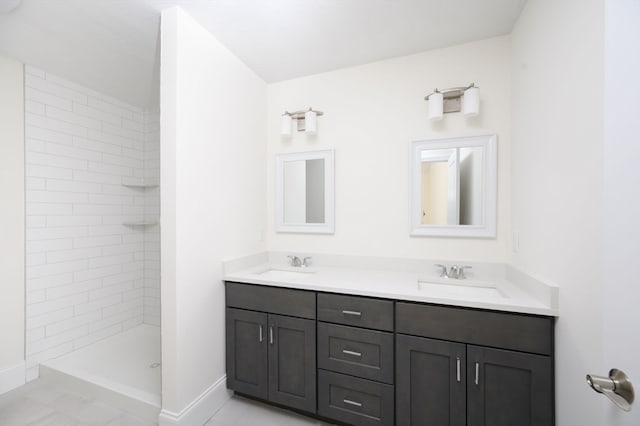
[223,253,559,317]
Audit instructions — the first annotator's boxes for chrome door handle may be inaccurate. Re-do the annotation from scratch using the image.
[343,399,362,408]
[269,326,273,345]
[456,357,461,382]
[475,362,480,385]
[259,325,263,342]
[342,310,361,316]
[342,349,362,357]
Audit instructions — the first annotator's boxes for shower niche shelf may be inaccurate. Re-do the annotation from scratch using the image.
[121,178,159,189]
[122,220,159,227]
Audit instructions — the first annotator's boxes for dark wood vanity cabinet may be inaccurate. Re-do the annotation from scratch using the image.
[396,302,554,426]
[225,282,555,426]
[225,283,316,413]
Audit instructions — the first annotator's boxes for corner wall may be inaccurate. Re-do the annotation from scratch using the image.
[510,0,605,424]
[0,54,25,394]
[160,6,267,424]
[267,36,512,263]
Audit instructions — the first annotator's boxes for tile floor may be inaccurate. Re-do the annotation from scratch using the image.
[0,380,334,426]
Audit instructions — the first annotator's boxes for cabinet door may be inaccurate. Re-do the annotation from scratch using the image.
[226,308,268,399]
[396,334,466,426]
[268,314,316,413]
[467,345,553,426]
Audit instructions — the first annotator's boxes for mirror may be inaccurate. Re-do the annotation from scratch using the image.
[276,150,335,233]
[410,135,496,238]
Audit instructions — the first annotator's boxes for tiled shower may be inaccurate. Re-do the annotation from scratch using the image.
[23,64,160,385]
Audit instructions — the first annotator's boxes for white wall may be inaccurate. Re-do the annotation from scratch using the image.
[267,37,511,262]
[510,0,605,424]
[602,0,640,424]
[23,65,160,380]
[160,6,267,421]
[0,55,25,394]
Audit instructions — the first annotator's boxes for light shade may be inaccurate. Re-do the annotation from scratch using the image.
[304,110,317,134]
[463,86,480,117]
[428,92,444,121]
[281,113,292,137]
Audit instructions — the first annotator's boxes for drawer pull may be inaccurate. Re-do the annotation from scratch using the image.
[343,398,363,408]
[342,310,362,316]
[259,325,263,343]
[342,349,362,357]
[269,326,274,345]
[475,362,480,385]
[456,357,461,382]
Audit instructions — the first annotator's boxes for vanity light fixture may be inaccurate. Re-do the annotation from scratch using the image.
[281,108,324,136]
[424,83,480,121]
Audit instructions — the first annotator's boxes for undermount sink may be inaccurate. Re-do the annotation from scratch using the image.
[417,279,507,299]
[255,267,315,280]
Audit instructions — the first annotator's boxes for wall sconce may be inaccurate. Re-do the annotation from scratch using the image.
[424,83,479,121]
[281,108,324,136]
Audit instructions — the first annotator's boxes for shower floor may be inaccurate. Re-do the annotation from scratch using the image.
[40,324,161,419]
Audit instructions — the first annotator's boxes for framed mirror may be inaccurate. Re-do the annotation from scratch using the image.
[276,150,335,234]
[410,135,497,238]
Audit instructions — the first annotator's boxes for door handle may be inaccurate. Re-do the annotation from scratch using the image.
[259,325,263,343]
[474,362,480,385]
[269,326,274,345]
[456,357,461,382]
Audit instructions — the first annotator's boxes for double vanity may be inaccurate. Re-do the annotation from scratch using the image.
[223,255,558,426]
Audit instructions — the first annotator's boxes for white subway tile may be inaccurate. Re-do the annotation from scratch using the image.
[73,264,121,282]
[121,147,144,160]
[89,281,133,301]
[88,161,133,177]
[88,193,134,205]
[27,253,47,267]
[45,311,101,337]
[73,136,122,155]
[73,170,121,185]
[74,294,122,316]
[26,125,74,146]
[122,119,145,133]
[73,103,122,126]
[46,247,102,264]
[26,75,88,104]
[27,203,73,216]
[26,164,73,180]
[26,342,74,368]
[121,205,144,215]
[27,307,74,330]
[124,288,144,301]
[26,215,47,228]
[27,290,46,304]
[28,151,87,170]
[26,177,46,190]
[46,179,102,194]
[27,293,88,317]
[87,129,135,148]
[87,97,134,119]
[27,327,46,343]
[27,239,73,254]
[102,298,141,318]
[45,73,101,99]
[89,253,134,269]
[102,153,143,169]
[73,204,122,215]
[73,235,121,248]
[46,215,102,227]
[102,122,144,142]
[102,270,144,286]
[122,234,144,244]
[26,138,46,153]
[45,142,103,162]
[88,310,135,333]
[46,279,102,300]
[27,113,88,138]
[27,273,73,291]
[88,225,130,236]
[102,243,143,256]
[26,259,88,279]
[46,106,101,130]
[25,87,73,111]
[27,325,89,356]
[26,100,46,115]
[27,226,88,241]
[27,190,88,204]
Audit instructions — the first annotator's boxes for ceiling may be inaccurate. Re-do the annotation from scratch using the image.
[0,0,526,108]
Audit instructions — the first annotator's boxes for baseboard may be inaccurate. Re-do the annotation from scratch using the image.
[0,362,25,395]
[159,375,231,426]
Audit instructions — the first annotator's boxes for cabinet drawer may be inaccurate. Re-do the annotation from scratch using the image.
[318,323,394,384]
[225,282,316,319]
[318,370,394,426]
[396,302,553,355]
[317,293,393,331]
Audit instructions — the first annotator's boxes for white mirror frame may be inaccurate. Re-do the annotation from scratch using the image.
[410,134,497,238]
[276,149,335,234]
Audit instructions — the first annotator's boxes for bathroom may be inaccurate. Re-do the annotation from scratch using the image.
[0,0,639,425]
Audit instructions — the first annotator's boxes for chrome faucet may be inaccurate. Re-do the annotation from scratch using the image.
[287,255,302,267]
[434,264,472,279]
